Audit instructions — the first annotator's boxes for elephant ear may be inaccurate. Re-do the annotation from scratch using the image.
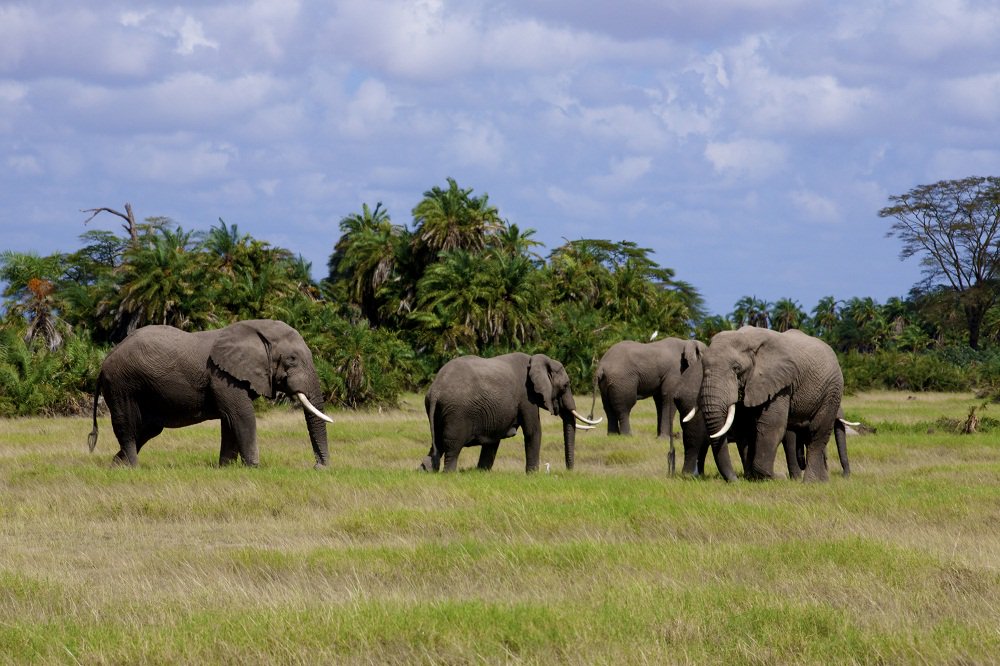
[209,321,274,398]
[528,354,555,414]
[680,339,705,372]
[677,340,706,405]
[743,341,797,408]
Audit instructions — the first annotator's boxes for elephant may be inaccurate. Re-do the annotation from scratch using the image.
[419,352,601,473]
[596,337,733,477]
[730,406,856,480]
[87,319,333,468]
[698,326,844,482]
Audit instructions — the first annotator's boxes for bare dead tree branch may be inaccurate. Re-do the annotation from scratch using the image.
[81,203,138,245]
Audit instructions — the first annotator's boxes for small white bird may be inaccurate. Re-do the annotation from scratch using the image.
[650,330,658,341]
[545,462,551,474]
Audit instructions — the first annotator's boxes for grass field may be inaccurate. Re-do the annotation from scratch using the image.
[2,391,999,664]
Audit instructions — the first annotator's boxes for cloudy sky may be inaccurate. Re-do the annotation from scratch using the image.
[3,0,999,315]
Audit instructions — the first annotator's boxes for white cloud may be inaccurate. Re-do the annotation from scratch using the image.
[119,8,218,56]
[928,149,1000,180]
[722,36,878,134]
[887,0,1000,62]
[340,79,398,138]
[107,138,237,184]
[704,138,787,178]
[448,118,507,169]
[788,189,840,223]
[589,156,653,191]
[939,72,1000,125]
[546,185,609,218]
[175,15,218,55]
[7,154,42,176]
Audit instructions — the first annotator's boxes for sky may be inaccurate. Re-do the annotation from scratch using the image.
[2,1,1000,316]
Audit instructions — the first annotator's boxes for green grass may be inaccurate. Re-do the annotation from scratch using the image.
[1,392,999,663]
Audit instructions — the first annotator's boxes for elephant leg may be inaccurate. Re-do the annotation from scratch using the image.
[477,441,500,470]
[710,437,739,482]
[601,393,620,435]
[782,429,803,480]
[522,420,542,473]
[217,396,258,467]
[654,395,676,475]
[219,417,240,466]
[747,398,789,481]
[443,446,461,472]
[801,424,833,483]
[618,409,633,436]
[109,402,143,467]
[679,420,705,476]
[420,445,441,472]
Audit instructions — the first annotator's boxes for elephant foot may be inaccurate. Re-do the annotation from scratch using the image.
[111,451,137,468]
[313,462,328,471]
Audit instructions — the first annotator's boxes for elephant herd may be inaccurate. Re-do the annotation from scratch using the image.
[87,319,854,482]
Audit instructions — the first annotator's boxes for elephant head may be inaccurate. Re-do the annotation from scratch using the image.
[210,319,332,468]
[677,339,707,417]
[698,326,796,440]
[527,353,599,469]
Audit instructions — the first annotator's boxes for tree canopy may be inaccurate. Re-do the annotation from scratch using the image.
[879,176,1000,349]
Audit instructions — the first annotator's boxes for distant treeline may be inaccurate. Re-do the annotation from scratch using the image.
[2,179,999,416]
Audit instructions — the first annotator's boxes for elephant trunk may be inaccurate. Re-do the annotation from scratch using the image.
[560,392,580,470]
[292,372,331,469]
[699,375,737,440]
[561,413,577,470]
[305,408,330,469]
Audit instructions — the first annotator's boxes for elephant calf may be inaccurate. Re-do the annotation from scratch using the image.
[420,352,601,473]
[88,319,333,468]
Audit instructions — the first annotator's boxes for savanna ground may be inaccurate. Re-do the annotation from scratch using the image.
[1,392,999,664]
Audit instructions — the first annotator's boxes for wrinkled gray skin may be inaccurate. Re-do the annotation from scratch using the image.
[699,326,844,482]
[597,337,732,477]
[731,406,851,480]
[88,319,331,469]
[420,352,586,473]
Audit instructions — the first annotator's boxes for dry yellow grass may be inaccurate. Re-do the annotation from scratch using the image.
[1,392,998,663]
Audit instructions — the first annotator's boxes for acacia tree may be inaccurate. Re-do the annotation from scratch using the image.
[879,176,1000,349]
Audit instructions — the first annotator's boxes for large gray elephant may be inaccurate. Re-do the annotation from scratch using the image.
[698,326,844,482]
[730,406,855,480]
[420,352,601,473]
[87,319,333,468]
[597,337,729,477]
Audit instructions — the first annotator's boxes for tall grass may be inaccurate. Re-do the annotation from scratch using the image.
[1,392,999,663]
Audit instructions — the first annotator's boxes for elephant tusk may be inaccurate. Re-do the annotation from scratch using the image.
[839,417,861,427]
[572,409,603,425]
[296,392,333,423]
[681,407,698,423]
[574,423,596,431]
[709,404,736,439]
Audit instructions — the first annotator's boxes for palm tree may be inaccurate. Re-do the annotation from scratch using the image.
[491,222,543,262]
[810,296,839,339]
[770,298,805,332]
[838,297,889,352]
[102,225,213,336]
[0,251,69,350]
[203,218,246,275]
[412,178,502,259]
[327,202,404,326]
[731,296,771,328]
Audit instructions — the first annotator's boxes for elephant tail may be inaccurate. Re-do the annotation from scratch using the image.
[87,374,101,453]
[834,417,851,478]
[590,365,603,420]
